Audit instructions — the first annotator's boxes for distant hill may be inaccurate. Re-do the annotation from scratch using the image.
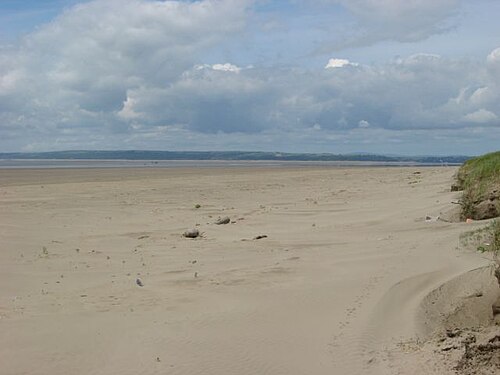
[0,150,470,164]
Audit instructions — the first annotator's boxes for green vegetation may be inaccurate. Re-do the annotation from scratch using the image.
[455,151,500,220]
[456,152,500,288]
[475,220,500,254]
[460,220,500,286]
[460,220,499,253]
[479,220,500,286]
[456,151,500,190]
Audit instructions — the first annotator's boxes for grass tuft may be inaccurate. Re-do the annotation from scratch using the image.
[475,220,500,254]
[461,220,500,286]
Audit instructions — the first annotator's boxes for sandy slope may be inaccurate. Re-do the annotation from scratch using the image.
[0,166,496,375]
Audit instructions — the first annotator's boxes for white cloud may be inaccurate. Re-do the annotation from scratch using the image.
[118,95,141,120]
[358,120,370,128]
[487,47,500,64]
[212,63,242,73]
[325,58,357,69]
[470,87,495,106]
[194,63,243,73]
[463,109,498,124]
[0,70,21,93]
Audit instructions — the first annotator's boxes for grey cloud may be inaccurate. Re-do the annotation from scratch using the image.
[122,65,279,133]
[0,0,499,154]
[0,0,250,140]
[120,52,499,137]
[313,0,460,51]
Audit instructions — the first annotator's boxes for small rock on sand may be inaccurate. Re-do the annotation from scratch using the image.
[215,216,230,225]
[253,235,268,240]
[492,297,500,316]
[183,228,200,238]
[425,215,439,222]
[136,278,144,287]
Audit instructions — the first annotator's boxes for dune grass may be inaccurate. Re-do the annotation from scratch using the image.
[460,220,499,254]
[475,220,500,254]
[457,152,500,285]
[456,151,500,220]
[483,220,500,286]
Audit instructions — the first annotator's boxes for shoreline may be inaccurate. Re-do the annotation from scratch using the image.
[0,159,460,170]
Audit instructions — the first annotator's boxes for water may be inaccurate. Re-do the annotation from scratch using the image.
[0,159,453,169]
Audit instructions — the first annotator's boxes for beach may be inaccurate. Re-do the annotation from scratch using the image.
[0,166,497,375]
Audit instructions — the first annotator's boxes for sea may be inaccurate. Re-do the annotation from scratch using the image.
[0,159,456,169]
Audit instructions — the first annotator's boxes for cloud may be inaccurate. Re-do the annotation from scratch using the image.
[315,0,460,51]
[212,63,242,73]
[324,58,357,69]
[358,120,370,128]
[117,96,141,120]
[119,63,277,134]
[0,1,499,154]
[463,109,498,124]
[0,0,251,147]
[487,47,500,64]
[402,53,442,64]
[195,63,243,73]
[4,41,500,151]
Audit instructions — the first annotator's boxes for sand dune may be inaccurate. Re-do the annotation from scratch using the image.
[0,167,497,374]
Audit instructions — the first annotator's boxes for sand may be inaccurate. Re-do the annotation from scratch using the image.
[0,166,498,375]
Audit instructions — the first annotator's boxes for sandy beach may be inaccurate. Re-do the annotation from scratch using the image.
[0,166,498,375]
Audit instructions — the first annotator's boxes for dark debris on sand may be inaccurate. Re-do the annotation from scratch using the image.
[454,333,500,375]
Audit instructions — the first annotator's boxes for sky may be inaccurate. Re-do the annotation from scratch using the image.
[0,0,499,155]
